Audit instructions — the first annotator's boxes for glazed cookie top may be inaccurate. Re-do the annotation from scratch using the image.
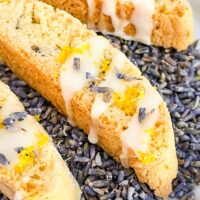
[0,81,81,200]
[87,0,155,45]
[58,35,163,166]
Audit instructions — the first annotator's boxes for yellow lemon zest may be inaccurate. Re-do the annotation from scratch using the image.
[34,115,41,122]
[100,59,111,73]
[164,164,169,169]
[113,86,145,116]
[0,114,4,129]
[14,146,35,173]
[138,127,157,164]
[56,43,90,64]
[144,127,154,135]
[14,133,49,173]
[0,0,11,3]
[54,71,60,79]
[35,132,49,147]
[145,127,156,142]
[137,151,156,165]
[99,59,111,80]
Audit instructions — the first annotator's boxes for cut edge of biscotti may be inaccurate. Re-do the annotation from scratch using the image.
[40,0,195,51]
[0,81,81,199]
[0,0,178,198]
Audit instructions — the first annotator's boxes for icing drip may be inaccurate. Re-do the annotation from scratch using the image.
[120,78,161,167]
[59,35,161,165]
[100,0,155,44]
[89,51,128,143]
[89,50,161,165]
[60,36,110,123]
[102,0,128,36]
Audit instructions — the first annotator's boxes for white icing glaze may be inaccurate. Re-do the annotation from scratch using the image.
[0,95,39,166]
[89,50,161,165]
[130,0,155,44]
[22,176,30,184]
[60,53,97,123]
[91,50,133,117]
[102,0,129,37]
[101,0,155,44]
[0,118,38,165]
[0,82,81,200]
[120,78,161,167]
[0,92,24,119]
[89,51,128,143]
[0,94,46,166]
[60,36,110,122]
[13,190,24,200]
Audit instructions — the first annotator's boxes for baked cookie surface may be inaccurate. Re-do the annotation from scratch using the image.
[0,81,81,199]
[41,0,194,50]
[0,0,178,198]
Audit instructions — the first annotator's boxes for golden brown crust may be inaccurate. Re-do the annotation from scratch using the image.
[152,0,194,50]
[41,0,194,50]
[0,0,177,197]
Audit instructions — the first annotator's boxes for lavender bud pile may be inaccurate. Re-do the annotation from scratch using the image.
[0,35,200,200]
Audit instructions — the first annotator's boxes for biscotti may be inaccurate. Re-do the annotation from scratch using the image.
[0,80,81,199]
[0,0,178,198]
[41,0,194,50]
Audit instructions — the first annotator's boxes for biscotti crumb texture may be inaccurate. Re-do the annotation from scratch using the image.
[0,0,177,198]
[41,0,194,50]
[0,81,81,200]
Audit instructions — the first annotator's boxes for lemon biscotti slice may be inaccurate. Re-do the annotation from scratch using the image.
[0,80,81,199]
[0,0,177,198]
[41,0,194,51]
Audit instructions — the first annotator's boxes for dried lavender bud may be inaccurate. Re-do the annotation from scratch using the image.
[10,112,27,121]
[73,57,80,71]
[116,72,126,79]
[116,68,142,82]
[149,108,155,114]
[31,45,41,53]
[15,15,23,29]
[86,72,95,80]
[15,147,24,154]
[89,82,97,92]
[96,87,111,93]
[3,117,15,127]
[103,91,112,103]
[138,107,146,123]
[0,153,10,165]
[3,112,27,127]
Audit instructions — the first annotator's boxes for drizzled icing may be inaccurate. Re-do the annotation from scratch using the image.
[0,86,49,171]
[0,82,81,199]
[88,49,162,166]
[89,51,128,143]
[0,95,38,167]
[120,78,161,167]
[59,35,162,165]
[59,36,111,122]
[87,0,155,45]
[130,0,155,44]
